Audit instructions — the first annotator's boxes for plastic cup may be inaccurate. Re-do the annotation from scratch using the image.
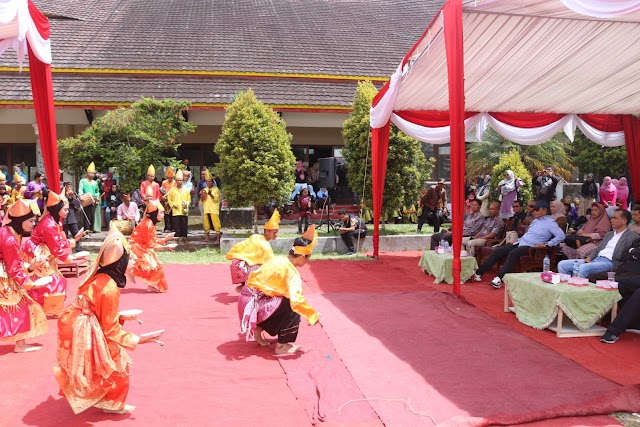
[607,271,616,282]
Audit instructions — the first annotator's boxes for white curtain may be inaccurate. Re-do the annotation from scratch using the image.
[486,114,576,145]
[575,116,626,147]
[0,0,51,66]
[370,63,403,128]
[561,0,640,18]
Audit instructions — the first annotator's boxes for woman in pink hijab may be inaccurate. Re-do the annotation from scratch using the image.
[599,176,617,209]
[613,177,629,210]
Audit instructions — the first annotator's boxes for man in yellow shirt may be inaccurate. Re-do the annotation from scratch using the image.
[167,169,191,243]
[199,169,221,244]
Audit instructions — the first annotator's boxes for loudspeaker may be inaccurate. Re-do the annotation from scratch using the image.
[318,157,336,188]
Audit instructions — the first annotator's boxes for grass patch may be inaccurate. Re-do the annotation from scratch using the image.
[152,248,372,264]
[222,224,435,239]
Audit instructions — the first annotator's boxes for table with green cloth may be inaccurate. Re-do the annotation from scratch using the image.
[503,273,621,332]
[419,250,478,284]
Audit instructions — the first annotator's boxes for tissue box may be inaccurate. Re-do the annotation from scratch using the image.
[435,247,445,254]
[596,280,618,290]
[567,277,589,286]
[460,250,468,257]
[540,272,560,284]
[559,273,571,282]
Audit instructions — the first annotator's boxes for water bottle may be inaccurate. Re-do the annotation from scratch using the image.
[439,239,445,251]
[443,240,450,253]
[572,261,580,278]
[543,255,551,272]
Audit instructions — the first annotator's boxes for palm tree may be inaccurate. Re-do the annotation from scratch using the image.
[467,128,573,181]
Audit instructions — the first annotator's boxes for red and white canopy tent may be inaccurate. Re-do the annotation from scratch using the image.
[0,0,59,190]
[370,0,640,295]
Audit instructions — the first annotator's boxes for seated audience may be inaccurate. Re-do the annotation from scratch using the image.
[549,200,567,232]
[558,209,639,278]
[430,199,484,249]
[463,202,505,257]
[563,200,579,230]
[508,199,527,232]
[630,205,640,235]
[474,201,565,289]
[560,202,611,260]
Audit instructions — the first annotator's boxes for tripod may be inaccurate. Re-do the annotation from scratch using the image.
[317,196,339,235]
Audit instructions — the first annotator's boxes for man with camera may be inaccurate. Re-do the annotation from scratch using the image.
[337,208,367,255]
[533,166,559,205]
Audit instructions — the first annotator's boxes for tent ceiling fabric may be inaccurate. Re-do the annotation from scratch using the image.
[0,0,51,66]
[395,2,640,115]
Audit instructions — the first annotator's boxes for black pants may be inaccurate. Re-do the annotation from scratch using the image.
[430,232,453,250]
[83,204,95,231]
[298,214,310,233]
[417,207,440,233]
[607,275,640,336]
[258,298,300,344]
[476,244,532,279]
[341,229,367,252]
[174,215,188,237]
[63,223,82,251]
[164,211,173,232]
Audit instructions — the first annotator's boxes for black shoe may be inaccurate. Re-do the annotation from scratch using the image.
[600,331,619,344]
[345,251,357,256]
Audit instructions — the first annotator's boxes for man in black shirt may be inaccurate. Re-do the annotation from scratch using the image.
[337,208,367,255]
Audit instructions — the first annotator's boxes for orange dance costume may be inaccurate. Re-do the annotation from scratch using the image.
[130,217,168,292]
[55,228,140,414]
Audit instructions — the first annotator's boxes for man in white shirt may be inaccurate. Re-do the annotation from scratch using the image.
[116,192,141,224]
[558,209,639,278]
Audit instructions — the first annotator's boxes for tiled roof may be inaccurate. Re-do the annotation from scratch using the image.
[2,0,446,77]
[0,73,362,107]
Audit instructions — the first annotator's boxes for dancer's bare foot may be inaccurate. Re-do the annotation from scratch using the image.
[234,285,244,293]
[103,404,136,414]
[146,286,162,293]
[14,341,42,353]
[274,343,303,355]
[255,327,270,347]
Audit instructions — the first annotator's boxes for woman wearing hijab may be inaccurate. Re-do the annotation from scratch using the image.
[129,188,175,293]
[560,202,611,259]
[600,176,617,216]
[238,225,320,355]
[54,226,164,415]
[0,199,48,352]
[614,177,630,210]
[497,170,519,219]
[476,175,491,217]
[579,174,599,217]
[549,200,568,231]
[23,191,85,317]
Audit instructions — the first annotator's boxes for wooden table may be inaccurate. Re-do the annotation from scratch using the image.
[503,273,620,338]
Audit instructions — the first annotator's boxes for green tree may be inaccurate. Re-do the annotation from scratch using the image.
[214,90,295,232]
[58,98,194,192]
[467,128,573,181]
[571,129,628,181]
[342,81,433,222]
[489,150,533,203]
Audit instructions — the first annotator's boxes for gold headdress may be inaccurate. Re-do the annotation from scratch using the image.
[0,171,5,180]
[175,169,184,181]
[78,224,131,289]
[2,198,38,225]
[264,209,281,230]
[166,166,175,178]
[204,169,213,180]
[13,171,23,184]
[46,191,68,207]
[87,162,96,173]
[293,225,318,256]
[147,164,156,176]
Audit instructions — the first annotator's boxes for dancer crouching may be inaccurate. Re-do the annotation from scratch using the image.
[54,226,163,415]
[0,199,48,353]
[238,225,320,355]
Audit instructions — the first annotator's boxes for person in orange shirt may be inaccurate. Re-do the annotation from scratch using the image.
[160,166,177,232]
[139,164,160,202]
[54,226,164,415]
[238,225,320,355]
[129,188,175,293]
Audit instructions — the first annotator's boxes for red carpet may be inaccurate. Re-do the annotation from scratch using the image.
[0,256,637,426]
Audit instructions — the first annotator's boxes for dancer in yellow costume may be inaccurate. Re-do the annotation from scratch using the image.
[167,169,191,243]
[238,225,320,355]
[226,210,280,292]
[200,169,221,244]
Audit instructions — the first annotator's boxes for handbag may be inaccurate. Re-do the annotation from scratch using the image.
[494,230,519,247]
